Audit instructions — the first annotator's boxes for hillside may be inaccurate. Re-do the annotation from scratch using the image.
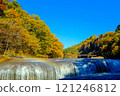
[0,0,63,58]
[1,0,120,59]
[64,25,120,59]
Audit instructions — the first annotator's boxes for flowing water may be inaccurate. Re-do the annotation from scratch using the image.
[0,58,120,80]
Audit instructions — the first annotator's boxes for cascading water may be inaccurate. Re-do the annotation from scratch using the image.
[0,61,60,80]
[0,58,120,80]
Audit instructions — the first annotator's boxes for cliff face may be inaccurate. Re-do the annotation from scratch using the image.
[64,25,120,59]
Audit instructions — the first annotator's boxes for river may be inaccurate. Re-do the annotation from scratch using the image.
[0,58,120,80]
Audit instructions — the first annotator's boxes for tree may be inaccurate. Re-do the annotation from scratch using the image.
[0,0,64,58]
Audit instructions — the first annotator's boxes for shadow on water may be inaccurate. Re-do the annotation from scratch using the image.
[61,58,120,80]
[0,58,120,80]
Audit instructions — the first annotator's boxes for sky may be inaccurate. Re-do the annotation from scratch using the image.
[17,0,120,49]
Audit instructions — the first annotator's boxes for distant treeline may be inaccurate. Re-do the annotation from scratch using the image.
[64,25,120,59]
[0,0,63,58]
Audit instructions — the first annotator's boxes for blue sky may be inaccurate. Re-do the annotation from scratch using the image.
[17,0,120,49]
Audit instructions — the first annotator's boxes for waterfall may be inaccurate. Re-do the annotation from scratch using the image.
[0,58,120,80]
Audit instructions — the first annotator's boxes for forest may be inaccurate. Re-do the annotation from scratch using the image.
[0,0,120,59]
[64,25,120,59]
[0,0,63,58]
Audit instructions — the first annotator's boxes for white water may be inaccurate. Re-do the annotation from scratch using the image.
[0,58,120,80]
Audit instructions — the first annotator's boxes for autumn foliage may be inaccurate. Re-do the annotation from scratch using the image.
[64,26,120,59]
[0,0,63,58]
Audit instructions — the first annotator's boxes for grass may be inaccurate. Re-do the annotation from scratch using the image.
[0,55,19,63]
[0,55,11,62]
[91,56,104,59]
